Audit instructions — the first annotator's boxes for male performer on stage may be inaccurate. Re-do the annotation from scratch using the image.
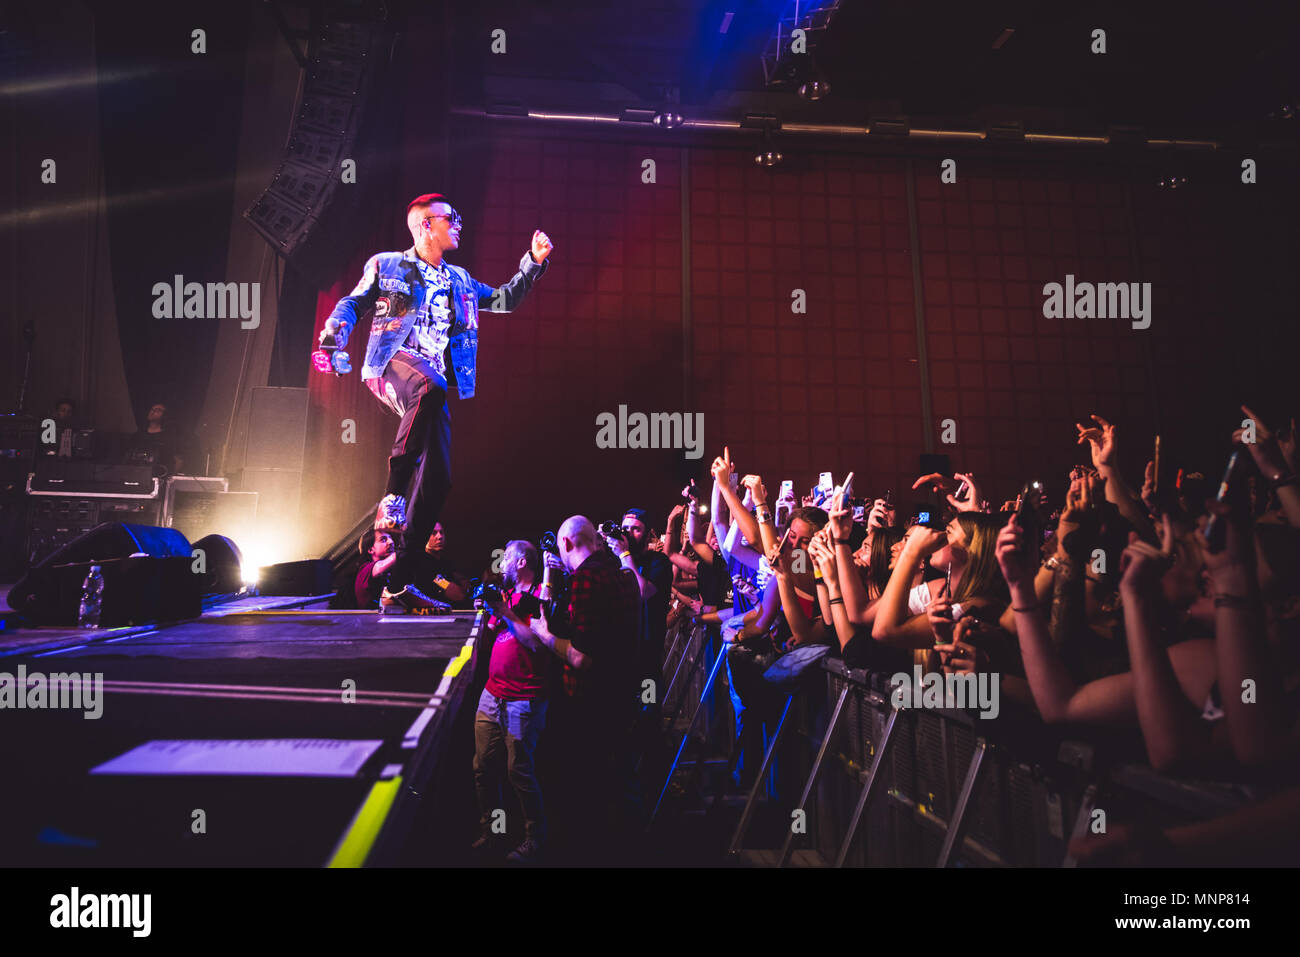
[315,193,552,612]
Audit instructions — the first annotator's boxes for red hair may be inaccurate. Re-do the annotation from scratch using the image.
[406,192,452,212]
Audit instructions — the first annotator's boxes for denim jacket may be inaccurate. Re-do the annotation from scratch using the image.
[323,246,547,398]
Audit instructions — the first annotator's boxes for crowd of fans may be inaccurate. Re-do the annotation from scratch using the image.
[365,402,1300,866]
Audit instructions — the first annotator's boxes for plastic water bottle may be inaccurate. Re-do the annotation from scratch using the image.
[78,565,104,629]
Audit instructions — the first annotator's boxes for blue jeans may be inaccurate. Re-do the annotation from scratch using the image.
[473,689,547,842]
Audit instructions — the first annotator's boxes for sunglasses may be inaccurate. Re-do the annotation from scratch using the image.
[424,211,462,230]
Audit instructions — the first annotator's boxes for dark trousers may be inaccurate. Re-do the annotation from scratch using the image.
[473,689,547,843]
[546,696,641,863]
[726,642,781,791]
[367,349,451,587]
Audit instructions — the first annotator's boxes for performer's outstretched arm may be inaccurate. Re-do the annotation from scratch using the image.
[475,230,554,311]
[322,254,382,352]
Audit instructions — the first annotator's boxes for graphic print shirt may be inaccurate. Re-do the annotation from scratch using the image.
[403,255,454,375]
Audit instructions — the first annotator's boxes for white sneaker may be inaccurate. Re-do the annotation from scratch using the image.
[375,494,407,531]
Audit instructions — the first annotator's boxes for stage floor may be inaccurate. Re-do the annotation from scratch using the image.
[0,596,482,867]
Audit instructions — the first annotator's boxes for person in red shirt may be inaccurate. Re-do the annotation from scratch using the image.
[487,516,644,861]
[472,539,557,863]
[354,530,398,608]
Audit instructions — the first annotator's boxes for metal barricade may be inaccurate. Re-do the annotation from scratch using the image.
[732,658,1246,868]
[650,619,735,824]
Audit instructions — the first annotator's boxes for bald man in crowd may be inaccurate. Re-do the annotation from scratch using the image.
[507,516,643,861]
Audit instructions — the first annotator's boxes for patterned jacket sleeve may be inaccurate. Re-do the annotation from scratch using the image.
[473,251,548,312]
[324,254,382,352]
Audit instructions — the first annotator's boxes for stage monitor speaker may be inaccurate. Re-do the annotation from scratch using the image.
[164,476,259,545]
[192,533,244,595]
[240,469,302,525]
[256,558,333,596]
[9,556,201,626]
[245,387,308,471]
[29,521,192,570]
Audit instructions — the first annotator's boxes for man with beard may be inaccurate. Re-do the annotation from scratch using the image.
[602,508,673,690]
[472,539,557,863]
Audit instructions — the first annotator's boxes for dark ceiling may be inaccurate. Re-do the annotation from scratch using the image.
[448,0,1300,144]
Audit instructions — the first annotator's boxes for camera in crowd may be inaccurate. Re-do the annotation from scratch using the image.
[598,520,625,541]
[473,581,505,608]
[911,508,947,530]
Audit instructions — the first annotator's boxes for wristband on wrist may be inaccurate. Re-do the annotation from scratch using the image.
[1270,474,1298,491]
[1213,594,1252,609]
[828,597,844,606]
[813,567,823,580]
[833,537,853,546]
[619,551,631,560]
[1012,603,1040,613]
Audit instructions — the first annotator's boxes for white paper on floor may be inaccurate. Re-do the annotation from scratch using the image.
[89,739,384,776]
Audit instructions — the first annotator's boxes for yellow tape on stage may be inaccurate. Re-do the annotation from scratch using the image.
[327,776,402,868]
[443,642,473,679]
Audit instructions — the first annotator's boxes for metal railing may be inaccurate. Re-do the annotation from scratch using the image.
[726,657,1256,867]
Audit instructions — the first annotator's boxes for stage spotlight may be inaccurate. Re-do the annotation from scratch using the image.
[798,78,830,100]
[754,127,784,167]
[653,111,683,128]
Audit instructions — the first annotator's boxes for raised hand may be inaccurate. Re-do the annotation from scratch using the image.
[867,498,894,530]
[1235,404,1291,482]
[1118,517,1174,592]
[936,617,988,675]
[948,472,983,512]
[1195,500,1251,575]
[603,526,629,554]
[741,474,768,506]
[1140,460,1158,516]
[1056,473,1101,558]
[808,537,838,580]
[767,526,793,576]
[995,515,1031,588]
[911,472,949,494]
[1075,413,1117,470]
[903,526,946,560]
[927,594,956,646]
[710,446,735,486]
[827,471,855,539]
[531,230,554,262]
